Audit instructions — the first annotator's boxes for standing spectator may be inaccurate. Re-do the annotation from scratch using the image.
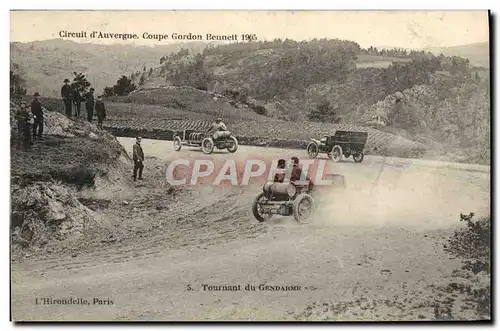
[95,95,106,129]
[84,88,95,122]
[73,88,82,117]
[31,92,44,139]
[61,78,73,117]
[132,137,144,181]
[15,102,27,149]
[16,102,33,150]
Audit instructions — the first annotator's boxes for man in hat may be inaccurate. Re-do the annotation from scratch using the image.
[132,136,144,181]
[84,88,95,122]
[95,95,106,129]
[73,87,82,117]
[61,78,73,117]
[31,92,44,139]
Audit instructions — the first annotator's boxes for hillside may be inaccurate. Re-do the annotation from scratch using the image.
[425,41,489,68]
[11,38,490,165]
[136,39,487,124]
[10,39,210,97]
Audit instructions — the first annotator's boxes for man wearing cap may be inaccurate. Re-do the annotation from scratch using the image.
[31,92,44,139]
[61,78,73,117]
[132,136,144,181]
[207,117,228,139]
[84,88,95,122]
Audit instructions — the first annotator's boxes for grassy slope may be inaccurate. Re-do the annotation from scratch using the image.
[10,39,208,97]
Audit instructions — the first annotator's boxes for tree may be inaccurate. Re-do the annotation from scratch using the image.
[71,72,92,93]
[102,86,115,97]
[139,74,145,86]
[112,75,137,96]
[308,100,338,122]
[148,68,153,76]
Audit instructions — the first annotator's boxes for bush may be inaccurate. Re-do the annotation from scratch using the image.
[443,213,491,318]
[445,213,490,274]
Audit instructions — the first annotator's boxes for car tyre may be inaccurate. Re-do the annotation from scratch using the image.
[307,142,319,158]
[252,193,272,222]
[330,145,343,162]
[201,137,215,154]
[173,136,182,151]
[293,193,315,224]
[227,136,238,153]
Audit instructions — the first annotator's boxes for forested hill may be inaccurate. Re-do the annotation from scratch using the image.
[137,38,487,120]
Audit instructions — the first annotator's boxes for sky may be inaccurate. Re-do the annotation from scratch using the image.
[10,10,489,49]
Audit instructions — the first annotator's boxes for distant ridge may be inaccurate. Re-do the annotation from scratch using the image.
[425,41,489,68]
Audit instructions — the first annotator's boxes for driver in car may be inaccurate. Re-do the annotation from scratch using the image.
[289,156,314,192]
[207,117,228,139]
[290,156,302,182]
[320,133,329,144]
[273,159,287,183]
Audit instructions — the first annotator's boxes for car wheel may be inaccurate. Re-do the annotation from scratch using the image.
[307,142,319,158]
[293,193,315,224]
[227,136,238,153]
[201,137,214,154]
[173,136,182,151]
[330,145,343,162]
[252,193,272,222]
[353,152,364,163]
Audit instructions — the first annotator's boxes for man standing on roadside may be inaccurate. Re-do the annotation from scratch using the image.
[61,78,73,117]
[95,95,106,129]
[16,102,33,150]
[132,137,144,181]
[84,87,95,122]
[31,92,44,139]
[73,88,82,117]
[15,102,31,149]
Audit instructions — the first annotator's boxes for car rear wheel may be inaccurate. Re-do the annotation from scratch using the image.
[330,145,343,162]
[293,193,315,224]
[353,152,364,163]
[173,136,182,151]
[307,142,319,158]
[227,136,238,153]
[252,193,272,222]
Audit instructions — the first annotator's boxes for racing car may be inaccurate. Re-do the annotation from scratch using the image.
[252,174,346,224]
[173,129,238,154]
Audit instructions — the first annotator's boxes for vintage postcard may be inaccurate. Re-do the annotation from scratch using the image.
[10,10,491,322]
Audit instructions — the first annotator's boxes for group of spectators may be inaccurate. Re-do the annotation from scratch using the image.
[14,78,107,150]
[61,78,107,129]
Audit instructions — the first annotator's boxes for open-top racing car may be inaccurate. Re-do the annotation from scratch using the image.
[173,129,238,154]
[252,174,346,224]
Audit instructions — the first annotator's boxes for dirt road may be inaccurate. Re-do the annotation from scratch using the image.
[11,138,490,321]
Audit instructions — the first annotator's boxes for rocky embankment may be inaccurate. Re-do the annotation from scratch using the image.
[10,101,132,258]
